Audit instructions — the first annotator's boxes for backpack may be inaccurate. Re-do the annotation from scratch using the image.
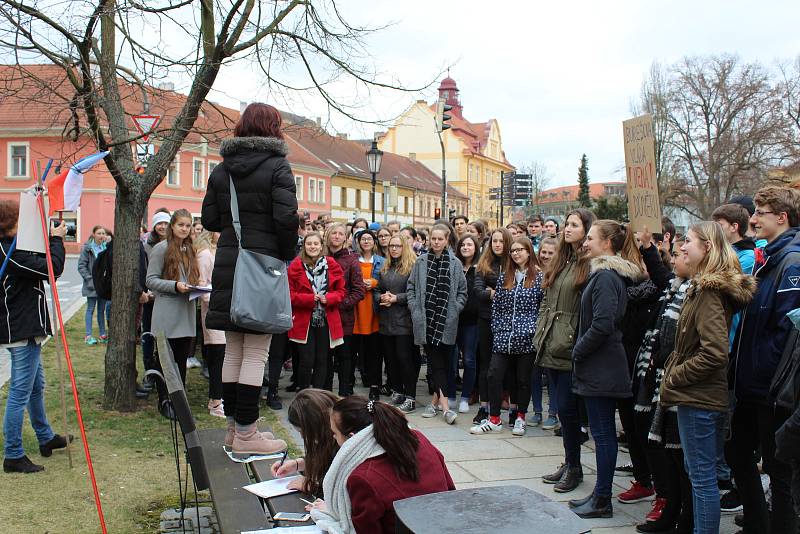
[92,242,113,300]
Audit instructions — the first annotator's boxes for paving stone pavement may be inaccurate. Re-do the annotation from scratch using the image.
[160,507,218,534]
[269,366,739,533]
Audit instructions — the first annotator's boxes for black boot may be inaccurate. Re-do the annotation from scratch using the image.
[636,521,676,533]
[571,493,613,519]
[266,389,283,410]
[39,434,74,457]
[554,465,583,493]
[3,455,44,473]
[543,463,568,484]
[568,493,593,508]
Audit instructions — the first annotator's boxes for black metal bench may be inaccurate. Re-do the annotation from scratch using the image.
[197,428,315,532]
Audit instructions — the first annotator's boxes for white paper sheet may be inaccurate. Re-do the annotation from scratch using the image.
[17,190,46,253]
[242,526,322,534]
[242,475,302,499]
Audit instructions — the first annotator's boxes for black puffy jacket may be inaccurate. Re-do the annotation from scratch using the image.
[201,136,299,332]
[0,236,65,344]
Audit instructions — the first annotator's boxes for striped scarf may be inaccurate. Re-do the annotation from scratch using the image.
[304,256,329,328]
[633,276,690,448]
[424,251,450,346]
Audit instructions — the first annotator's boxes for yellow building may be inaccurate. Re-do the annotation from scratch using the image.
[378,76,515,223]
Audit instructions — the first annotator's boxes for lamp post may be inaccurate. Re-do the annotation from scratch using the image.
[366,140,383,223]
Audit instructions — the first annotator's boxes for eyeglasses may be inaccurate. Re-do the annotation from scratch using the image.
[754,209,775,217]
[388,244,402,249]
[510,248,526,254]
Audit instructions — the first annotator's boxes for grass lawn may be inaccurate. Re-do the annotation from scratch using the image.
[0,307,298,533]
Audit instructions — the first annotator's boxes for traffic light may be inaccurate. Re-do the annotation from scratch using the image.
[434,207,441,220]
[435,98,452,132]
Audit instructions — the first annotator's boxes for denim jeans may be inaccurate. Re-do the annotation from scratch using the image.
[677,405,723,534]
[548,369,582,467]
[583,396,618,498]
[530,365,555,416]
[3,340,55,459]
[85,296,109,337]
[455,323,478,400]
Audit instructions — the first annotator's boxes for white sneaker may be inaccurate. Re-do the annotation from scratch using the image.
[512,417,527,436]
[458,399,470,413]
[187,357,202,369]
[421,404,440,418]
[470,419,503,434]
[398,398,416,413]
[444,410,457,425]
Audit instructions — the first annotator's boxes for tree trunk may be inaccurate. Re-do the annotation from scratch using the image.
[103,184,147,411]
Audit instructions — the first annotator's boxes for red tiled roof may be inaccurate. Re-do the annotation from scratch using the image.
[426,104,511,166]
[287,126,465,198]
[538,182,626,203]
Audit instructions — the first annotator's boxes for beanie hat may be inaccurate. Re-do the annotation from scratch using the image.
[728,195,755,216]
[151,212,171,229]
[368,222,382,232]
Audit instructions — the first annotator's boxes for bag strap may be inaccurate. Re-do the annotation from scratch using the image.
[228,174,244,248]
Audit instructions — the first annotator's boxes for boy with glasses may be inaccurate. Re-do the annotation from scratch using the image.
[727,185,800,534]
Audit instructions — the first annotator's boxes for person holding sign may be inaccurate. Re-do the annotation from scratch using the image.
[1,199,71,474]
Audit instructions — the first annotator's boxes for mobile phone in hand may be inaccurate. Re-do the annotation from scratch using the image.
[272,512,311,522]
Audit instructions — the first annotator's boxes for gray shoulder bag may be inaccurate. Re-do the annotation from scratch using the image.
[228,175,293,333]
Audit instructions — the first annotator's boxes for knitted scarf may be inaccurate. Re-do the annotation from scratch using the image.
[310,425,386,534]
[424,250,450,346]
[304,256,329,328]
[633,277,690,449]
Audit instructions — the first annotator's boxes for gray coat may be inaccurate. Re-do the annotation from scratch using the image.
[374,265,413,336]
[145,240,196,339]
[407,250,467,347]
[77,240,101,297]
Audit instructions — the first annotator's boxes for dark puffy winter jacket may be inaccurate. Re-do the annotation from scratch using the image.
[201,136,299,332]
[732,228,800,403]
[476,257,501,321]
[0,236,65,344]
[572,255,643,399]
[374,264,412,336]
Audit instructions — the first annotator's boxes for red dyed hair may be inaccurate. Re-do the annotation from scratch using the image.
[234,103,283,139]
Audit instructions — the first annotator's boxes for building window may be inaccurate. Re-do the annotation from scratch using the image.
[193,158,205,189]
[360,190,369,210]
[7,143,29,178]
[309,178,317,203]
[317,179,325,204]
[346,188,356,208]
[166,157,179,186]
[331,185,342,207]
[295,176,303,200]
[207,161,218,181]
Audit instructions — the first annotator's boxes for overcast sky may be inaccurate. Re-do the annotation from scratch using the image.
[204,0,800,188]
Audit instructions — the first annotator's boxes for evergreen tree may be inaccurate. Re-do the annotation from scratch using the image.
[577,154,591,207]
[593,196,628,221]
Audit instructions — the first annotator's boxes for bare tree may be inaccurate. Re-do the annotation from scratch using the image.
[520,161,550,216]
[777,56,800,163]
[0,0,431,411]
[638,55,790,218]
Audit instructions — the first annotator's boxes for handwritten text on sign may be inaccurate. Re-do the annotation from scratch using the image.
[623,114,661,233]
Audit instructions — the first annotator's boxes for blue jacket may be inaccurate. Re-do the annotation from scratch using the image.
[491,269,544,354]
[733,227,800,403]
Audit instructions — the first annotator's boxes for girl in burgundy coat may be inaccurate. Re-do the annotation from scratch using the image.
[288,232,345,390]
[309,396,455,534]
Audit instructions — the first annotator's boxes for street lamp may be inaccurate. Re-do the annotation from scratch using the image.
[366,140,383,223]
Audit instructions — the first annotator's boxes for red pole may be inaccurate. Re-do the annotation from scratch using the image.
[33,184,108,534]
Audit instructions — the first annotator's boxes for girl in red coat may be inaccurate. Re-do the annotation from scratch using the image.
[288,232,346,390]
[308,396,455,534]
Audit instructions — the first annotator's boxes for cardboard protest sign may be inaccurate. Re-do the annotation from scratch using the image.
[623,114,661,233]
[17,189,46,253]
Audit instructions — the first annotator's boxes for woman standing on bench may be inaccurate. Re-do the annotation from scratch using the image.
[202,102,297,460]
[308,396,455,533]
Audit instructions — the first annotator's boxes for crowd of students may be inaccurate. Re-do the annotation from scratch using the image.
[142,145,799,531]
[17,101,795,533]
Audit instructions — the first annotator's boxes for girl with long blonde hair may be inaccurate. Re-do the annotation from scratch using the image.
[660,221,756,534]
[375,235,418,412]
